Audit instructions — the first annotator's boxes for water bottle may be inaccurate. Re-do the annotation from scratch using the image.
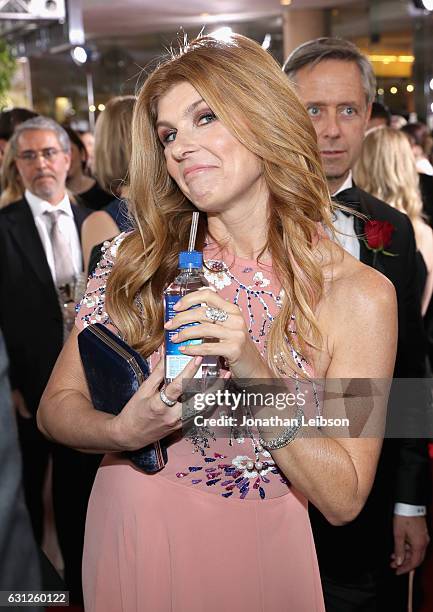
[164,250,219,384]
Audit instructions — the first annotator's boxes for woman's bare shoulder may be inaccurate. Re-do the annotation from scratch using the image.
[317,239,396,336]
[332,253,393,306]
[312,243,397,378]
[82,209,115,230]
[317,236,393,299]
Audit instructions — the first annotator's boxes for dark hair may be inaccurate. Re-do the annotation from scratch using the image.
[0,108,38,141]
[63,125,88,170]
[401,122,433,156]
[283,37,376,106]
[370,102,391,125]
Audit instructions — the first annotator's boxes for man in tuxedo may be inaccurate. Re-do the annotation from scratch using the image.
[284,38,430,611]
[0,116,97,603]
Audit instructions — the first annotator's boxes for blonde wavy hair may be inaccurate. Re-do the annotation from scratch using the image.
[0,141,23,208]
[93,95,135,195]
[107,34,335,374]
[354,127,424,223]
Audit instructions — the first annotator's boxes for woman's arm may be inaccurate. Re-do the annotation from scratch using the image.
[168,263,397,526]
[81,211,120,274]
[270,265,397,525]
[37,326,202,453]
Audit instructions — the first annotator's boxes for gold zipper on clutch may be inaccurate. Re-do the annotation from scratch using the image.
[88,324,145,383]
[87,325,165,469]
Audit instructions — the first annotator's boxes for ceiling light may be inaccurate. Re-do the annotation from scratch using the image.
[368,55,414,64]
[413,0,433,9]
[97,104,105,111]
[262,34,271,50]
[89,105,96,112]
[429,78,433,90]
[378,88,384,95]
[406,84,414,92]
[210,27,233,42]
[390,87,398,94]
[71,46,87,64]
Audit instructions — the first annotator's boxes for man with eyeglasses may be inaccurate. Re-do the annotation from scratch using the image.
[0,115,98,604]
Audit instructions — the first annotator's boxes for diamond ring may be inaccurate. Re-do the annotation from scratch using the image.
[205,306,229,324]
[159,387,177,407]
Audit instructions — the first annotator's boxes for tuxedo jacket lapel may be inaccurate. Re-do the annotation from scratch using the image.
[355,187,388,273]
[72,202,89,242]
[354,188,372,266]
[7,199,54,289]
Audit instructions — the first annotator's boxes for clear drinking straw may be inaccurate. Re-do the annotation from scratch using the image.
[188,211,199,252]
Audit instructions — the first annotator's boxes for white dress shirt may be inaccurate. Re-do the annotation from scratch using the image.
[416,157,433,177]
[331,176,426,517]
[331,172,360,261]
[25,189,83,285]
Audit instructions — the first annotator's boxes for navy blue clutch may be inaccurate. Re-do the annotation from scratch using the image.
[78,323,167,472]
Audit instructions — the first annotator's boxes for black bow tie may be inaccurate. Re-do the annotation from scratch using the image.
[332,187,361,216]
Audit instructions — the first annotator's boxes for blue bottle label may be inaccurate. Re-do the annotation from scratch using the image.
[164,295,202,379]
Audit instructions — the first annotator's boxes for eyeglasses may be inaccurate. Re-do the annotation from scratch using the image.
[15,147,64,163]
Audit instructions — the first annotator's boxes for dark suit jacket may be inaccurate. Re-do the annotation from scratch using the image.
[0,197,90,417]
[309,187,430,579]
[419,173,433,375]
[419,173,433,226]
[0,329,41,596]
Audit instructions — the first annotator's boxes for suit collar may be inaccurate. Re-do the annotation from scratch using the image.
[332,171,353,197]
[353,187,387,272]
[25,189,72,219]
[71,201,90,236]
[6,197,87,281]
[6,198,55,288]
[355,185,376,218]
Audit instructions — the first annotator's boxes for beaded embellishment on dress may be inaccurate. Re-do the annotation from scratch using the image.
[203,259,285,354]
[181,256,319,497]
[76,237,320,500]
[76,233,126,329]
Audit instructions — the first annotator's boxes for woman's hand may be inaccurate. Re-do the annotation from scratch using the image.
[163,289,272,379]
[113,354,203,451]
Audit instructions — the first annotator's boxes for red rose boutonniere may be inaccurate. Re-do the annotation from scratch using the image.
[363,220,397,267]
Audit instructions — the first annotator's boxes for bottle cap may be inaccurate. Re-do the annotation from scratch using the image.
[179,250,203,269]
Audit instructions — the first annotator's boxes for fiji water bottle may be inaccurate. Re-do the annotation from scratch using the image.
[164,250,219,384]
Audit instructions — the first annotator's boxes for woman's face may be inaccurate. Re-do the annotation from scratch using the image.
[80,132,94,169]
[156,81,267,214]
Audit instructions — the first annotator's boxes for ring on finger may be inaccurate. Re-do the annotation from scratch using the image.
[159,386,177,407]
[205,306,229,324]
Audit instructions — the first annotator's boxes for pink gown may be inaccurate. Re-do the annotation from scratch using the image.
[76,234,325,612]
